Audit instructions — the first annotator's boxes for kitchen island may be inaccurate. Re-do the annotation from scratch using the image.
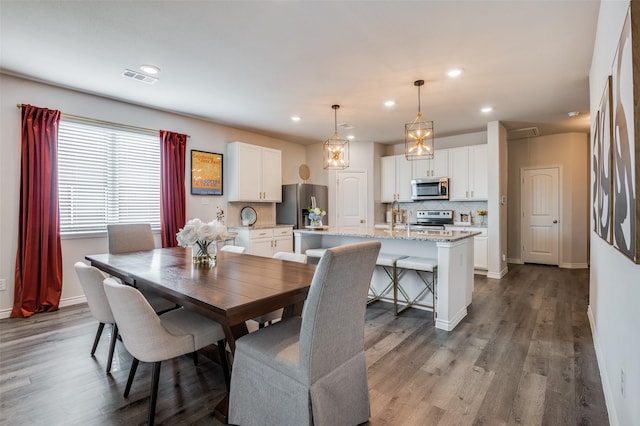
[294,227,480,331]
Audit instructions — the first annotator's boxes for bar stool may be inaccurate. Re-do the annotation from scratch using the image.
[370,253,407,305]
[394,256,437,319]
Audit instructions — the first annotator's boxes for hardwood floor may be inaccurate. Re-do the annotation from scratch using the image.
[0,263,608,425]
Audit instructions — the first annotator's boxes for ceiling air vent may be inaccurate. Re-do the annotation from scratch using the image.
[121,69,158,84]
[507,126,540,140]
[338,122,355,130]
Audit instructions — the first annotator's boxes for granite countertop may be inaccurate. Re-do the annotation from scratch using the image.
[295,226,480,242]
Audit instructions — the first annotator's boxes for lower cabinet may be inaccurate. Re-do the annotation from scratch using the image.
[472,232,488,270]
[232,226,293,258]
[447,227,488,270]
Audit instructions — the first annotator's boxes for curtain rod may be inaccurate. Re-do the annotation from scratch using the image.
[16,104,190,138]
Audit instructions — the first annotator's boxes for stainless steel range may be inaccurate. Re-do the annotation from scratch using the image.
[409,210,453,230]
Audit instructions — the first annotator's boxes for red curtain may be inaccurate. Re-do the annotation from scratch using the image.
[160,130,187,247]
[12,105,63,318]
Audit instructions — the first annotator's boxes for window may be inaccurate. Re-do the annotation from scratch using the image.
[57,118,160,236]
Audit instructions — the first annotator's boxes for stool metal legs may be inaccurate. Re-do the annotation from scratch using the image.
[394,267,437,320]
[368,264,396,304]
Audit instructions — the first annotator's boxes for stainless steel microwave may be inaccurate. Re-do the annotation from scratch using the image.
[411,177,449,200]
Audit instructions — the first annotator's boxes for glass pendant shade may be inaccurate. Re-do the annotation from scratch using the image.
[405,80,434,160]
[323,105,349,170]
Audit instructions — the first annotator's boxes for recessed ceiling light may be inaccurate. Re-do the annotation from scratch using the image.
[384,100,396,107]
[291,116,301,122]
[568,111,580,117]
[140,64,160,75]
[481,107,493,113]
[447,69,462,78]
[347,135,355,140]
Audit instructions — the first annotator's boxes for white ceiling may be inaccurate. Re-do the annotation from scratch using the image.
[0,1,599,145]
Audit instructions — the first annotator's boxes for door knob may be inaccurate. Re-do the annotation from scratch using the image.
[553,220,558,224]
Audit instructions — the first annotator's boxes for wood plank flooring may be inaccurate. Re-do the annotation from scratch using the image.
[0,263,608,425]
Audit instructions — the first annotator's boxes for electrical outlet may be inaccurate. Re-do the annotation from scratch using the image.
[621,369,625,398]
[0,279,6,291]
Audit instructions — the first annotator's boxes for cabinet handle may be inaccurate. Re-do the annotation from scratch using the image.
[466,191,469,198]
[470,190,474,198]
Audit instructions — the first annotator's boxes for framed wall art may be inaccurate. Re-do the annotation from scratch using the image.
[611,4,639,263]
[191,150,223,196]
[598,76,613,244]
[592,109,600,235]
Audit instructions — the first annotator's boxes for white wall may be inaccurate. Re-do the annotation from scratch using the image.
[0,74,308,317]
[507,132,589,268]
[589,1,640,425]
[487,121,509,278]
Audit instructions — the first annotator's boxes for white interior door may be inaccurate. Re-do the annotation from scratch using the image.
[336,171,367,227]
[521,167,560,265]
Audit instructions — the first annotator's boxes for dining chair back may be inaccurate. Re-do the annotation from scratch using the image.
[272,251,307,263]
[220,245,246,254]
[74,262,118,373]
[229,240,381,426]
[106,223,176,313]
[107,223,155,253]
[103,278,227,426]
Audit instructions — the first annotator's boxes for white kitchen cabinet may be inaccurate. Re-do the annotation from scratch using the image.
[232,226,293,257]
[227,142,282,202]
[412,149,449,178]
[446,226,488,270]
[448,145,488,200]
[381,155,413,203]
[470,228,488,270]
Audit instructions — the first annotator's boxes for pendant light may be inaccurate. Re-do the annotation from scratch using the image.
[405,80,434,160]
[323,104,349,170]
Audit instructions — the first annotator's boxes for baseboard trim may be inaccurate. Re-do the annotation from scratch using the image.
[560,262,589,269]
[507,257,523,264]
[0,295,87,320]
[435,307,467,331]
[486,266,508,279]
[587,305,617,426]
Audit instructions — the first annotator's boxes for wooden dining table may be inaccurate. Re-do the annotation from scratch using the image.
[85,246,317,422]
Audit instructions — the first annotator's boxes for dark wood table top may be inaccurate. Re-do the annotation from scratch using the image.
[86,247,316,352]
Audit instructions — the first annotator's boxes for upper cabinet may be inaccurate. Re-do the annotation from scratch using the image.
[412,149,449,178]
[381,155,413,203]
[449,145,488,201]
[227,142,282,202]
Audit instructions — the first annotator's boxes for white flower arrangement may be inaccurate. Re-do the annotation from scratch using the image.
[307,207,326,221]
[176,218,228,262]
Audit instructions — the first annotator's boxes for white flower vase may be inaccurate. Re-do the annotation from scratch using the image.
[192,240,217,266]
[308,213,323,228]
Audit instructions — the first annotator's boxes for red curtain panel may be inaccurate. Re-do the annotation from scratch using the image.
[159,130,187,248]
[12,105,63,318]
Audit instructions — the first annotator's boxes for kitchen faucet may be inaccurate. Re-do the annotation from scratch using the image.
[390,199,400,230]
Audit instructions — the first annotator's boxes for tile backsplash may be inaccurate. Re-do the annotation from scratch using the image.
[227,202,275,227]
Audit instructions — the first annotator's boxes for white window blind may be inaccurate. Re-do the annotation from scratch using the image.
[57,118,160,236]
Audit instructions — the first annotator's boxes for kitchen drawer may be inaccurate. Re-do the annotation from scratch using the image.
[248,228,274,239]
[273,227,293,237]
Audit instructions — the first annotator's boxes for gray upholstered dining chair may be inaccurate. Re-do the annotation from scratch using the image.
[106,223,176,313]
[252,251,308,328]
[229,241,381,426]
[103,278,229,426]
[74,261,119,374]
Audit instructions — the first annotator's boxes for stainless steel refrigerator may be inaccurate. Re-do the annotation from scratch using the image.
[276,183,329,229]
